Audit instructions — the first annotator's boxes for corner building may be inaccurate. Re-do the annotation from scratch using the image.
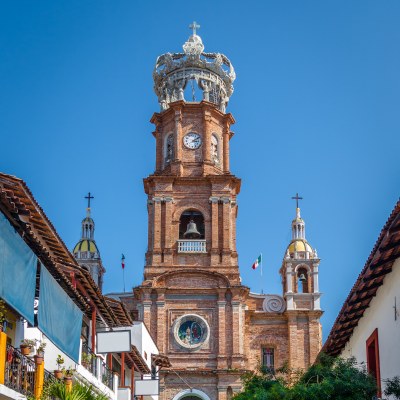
[120,30,323,400]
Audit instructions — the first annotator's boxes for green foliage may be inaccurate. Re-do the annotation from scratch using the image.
[42,380,108,400]
[233,353,377,400]
[37,342,47,354]
[20,338,36,347]
[384,376,400,399]
[56,355,65,369]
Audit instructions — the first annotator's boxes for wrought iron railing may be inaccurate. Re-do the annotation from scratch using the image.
[4,344,36,396]
[44,368,56,383]
[177,239,207,253]
[100,360,113,390]
[81,342,97,377]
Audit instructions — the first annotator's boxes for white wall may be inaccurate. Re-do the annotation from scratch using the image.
[115,322,159,371]
[341,257,400,399]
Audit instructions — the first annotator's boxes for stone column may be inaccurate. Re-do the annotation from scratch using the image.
[156,291,166,353]
[287,313,298,369]
[223,121,230,173]
[308,315,322,365]
[155,131,162,172]
[217,290,227,369]
[210,196,219,250]
[142,295,152,332]
[164,197,174,264]
[231,300,241,356]
[221,197,231,251]
[153,197,162,252]
[174,109,182,161]
[312,263,319,293]
[203,111,212,163]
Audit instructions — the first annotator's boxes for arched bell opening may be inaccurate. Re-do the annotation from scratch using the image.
[297,267,309,293]
[183,78,204,103]
[179,210,205,239]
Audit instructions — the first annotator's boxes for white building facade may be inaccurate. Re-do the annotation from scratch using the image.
[324,200,400,399]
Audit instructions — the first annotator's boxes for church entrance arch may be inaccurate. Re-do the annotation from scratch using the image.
[172,389,211,400]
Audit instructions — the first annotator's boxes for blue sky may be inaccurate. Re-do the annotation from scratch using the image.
[1,1,399,341]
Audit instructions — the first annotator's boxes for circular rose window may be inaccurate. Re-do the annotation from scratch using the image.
[173,314,210,350]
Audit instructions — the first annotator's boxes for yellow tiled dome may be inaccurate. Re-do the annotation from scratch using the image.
[73,239,99,254]
[287,239,313,254]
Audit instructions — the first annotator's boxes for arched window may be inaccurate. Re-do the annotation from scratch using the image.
[297,267,309,293]
[179,210,205,239]
[165,134,174,165]
[211,134,219,165]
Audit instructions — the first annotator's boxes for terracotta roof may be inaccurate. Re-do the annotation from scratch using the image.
[152,353,171,368]
[0,173,90,314]
[125,345,151,374]
[104,297,133,326]
[323,200,400,356]
[0,173,131,328]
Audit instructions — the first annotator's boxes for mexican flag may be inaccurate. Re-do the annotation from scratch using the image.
[252,254,262,270]
[121,254,125,269]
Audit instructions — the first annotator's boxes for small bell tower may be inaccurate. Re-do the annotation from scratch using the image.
[280,194,321,311]
[72,193,106,290]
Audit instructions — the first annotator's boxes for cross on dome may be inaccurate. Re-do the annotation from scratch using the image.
[291,193,303,209]
[189,21,200,36]
[85,192,94,208]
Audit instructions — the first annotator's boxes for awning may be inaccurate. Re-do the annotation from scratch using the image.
[38,265,83,363]
[0,212,36,325]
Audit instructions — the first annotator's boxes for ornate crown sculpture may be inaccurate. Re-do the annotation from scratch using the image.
[153,22,236,113]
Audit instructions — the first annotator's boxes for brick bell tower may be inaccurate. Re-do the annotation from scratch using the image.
[134,23,248,400]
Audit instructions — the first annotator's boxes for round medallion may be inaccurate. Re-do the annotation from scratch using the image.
[183,132,202,149]
[173,314,209,350]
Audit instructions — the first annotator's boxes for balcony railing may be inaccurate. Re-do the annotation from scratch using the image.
[177,239,207,253]
[44,368,56,384]
[5,344,35,396]
[81,342,97,377]
[100,361,114,391]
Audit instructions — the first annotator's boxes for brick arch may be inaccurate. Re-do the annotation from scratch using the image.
[173,203,211,222]
[151,269,231,288]
[294,263,311,274]
[172,389,211,400]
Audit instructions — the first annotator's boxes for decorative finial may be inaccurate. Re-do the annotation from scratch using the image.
[189,21,200,36]
[291,193,303,209]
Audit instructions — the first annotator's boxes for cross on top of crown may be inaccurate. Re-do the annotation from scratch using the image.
[189,21,200,36]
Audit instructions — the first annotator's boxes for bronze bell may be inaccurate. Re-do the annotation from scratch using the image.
[184,219,201,239]
[299,273,307,282]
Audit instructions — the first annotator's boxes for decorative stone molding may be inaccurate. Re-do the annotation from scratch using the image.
[152,196,174,204]
[262,295,286,313]
[209,196,236,205]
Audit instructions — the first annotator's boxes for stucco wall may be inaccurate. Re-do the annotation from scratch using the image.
[341,257,400,398]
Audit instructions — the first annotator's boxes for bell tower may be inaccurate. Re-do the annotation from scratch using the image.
[143,25,241,285]
[119,25,324,400]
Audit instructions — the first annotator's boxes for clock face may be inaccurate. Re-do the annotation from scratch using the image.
[183,132,202,149]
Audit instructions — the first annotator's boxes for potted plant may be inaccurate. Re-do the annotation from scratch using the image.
[20,339,36,356]
[54,355,65,379]
[81,352,92,368]
[0,299,6,332]
[63,368,74,384]
[34,342,47,365]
